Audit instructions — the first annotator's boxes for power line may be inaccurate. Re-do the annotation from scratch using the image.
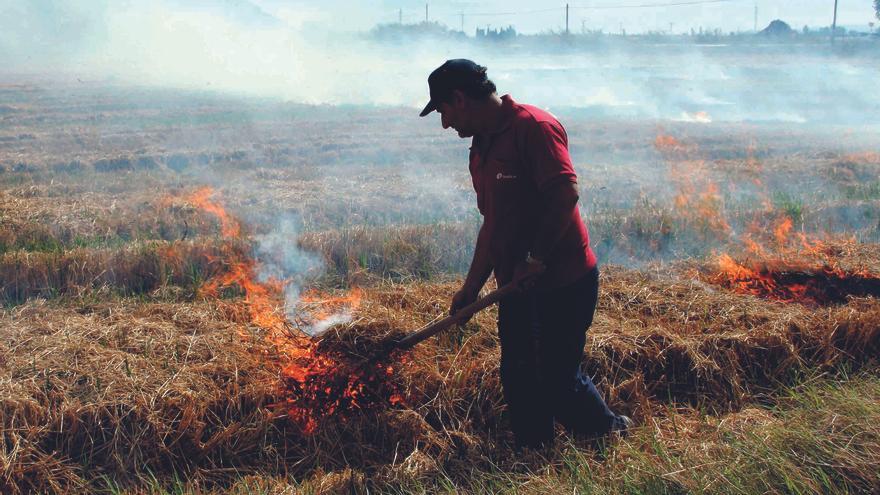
[458,7,564,17]
[571,0,742,10]
[423,0,742,18]
[388,0,748,32]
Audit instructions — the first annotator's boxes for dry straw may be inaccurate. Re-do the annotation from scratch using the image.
[1,248,878,492]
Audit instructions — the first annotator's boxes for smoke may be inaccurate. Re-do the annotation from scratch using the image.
[253,216,324,332]
[2,0,878,124]
[0,0,108,67]
[3,0,879,274]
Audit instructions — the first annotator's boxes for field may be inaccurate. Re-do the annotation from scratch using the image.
[1,78,880,494]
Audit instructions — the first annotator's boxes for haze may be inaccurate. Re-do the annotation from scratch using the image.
[1,0,878,124]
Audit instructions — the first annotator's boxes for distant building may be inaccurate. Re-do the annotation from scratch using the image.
[476,25,517,41]
[759,20,795,36]
[370,21,466,42]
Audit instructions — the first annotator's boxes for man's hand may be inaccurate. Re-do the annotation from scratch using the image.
[512,254,546,290]
[449,285,479,324]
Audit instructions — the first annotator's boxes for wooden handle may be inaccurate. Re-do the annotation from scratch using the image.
[394,283,518,350]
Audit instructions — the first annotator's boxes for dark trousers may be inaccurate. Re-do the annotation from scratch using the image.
[497,267,616,447]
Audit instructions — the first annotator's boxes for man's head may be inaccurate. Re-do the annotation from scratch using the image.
[419,59,497,138]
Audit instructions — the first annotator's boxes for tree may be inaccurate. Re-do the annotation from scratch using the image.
[876,0,880,21]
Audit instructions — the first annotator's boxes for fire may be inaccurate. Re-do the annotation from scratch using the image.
[184,187,287,334]
[176,187,403,434]
[188,186,241,238]
[743,236,764,256]
[652,135,877,303]
[773,216,793,247]
[693,111,711,123]
[712,253,880,306]
[713,254,809,303]
[653,132,880,306]
[654,134,687,152]
[713,216,879,305]
[678,111,712,123]
[655,134,730,239]
[279,354,405,434]
[298,288,363,330]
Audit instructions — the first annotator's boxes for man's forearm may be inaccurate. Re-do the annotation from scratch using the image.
[463,222,494,292]
[530,182,579,260]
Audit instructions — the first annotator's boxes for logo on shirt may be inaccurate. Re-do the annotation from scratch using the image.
[496,173,518,180]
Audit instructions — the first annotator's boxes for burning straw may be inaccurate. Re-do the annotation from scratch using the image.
[180,187,404,434]
[707,210,880,306]
[2,187,878,493]
[2,257,879,492]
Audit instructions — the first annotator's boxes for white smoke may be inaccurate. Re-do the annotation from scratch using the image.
[4,0,878,125]
[254,216,360,336]
[253,217,320,326]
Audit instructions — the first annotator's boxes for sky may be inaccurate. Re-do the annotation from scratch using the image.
[0,0,877,120]
[256,0,877,34]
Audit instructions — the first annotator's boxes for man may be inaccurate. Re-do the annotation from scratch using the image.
[419,59,631,448]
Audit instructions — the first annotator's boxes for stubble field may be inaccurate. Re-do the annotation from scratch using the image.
[1,79,879,494]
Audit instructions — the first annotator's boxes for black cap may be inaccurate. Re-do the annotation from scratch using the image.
[419,59,488,117]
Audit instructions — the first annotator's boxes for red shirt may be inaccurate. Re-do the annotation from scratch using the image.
[469,95,597,290]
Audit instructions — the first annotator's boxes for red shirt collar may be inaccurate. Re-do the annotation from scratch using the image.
[490,94,516,135]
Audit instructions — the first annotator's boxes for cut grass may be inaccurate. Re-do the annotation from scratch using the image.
[0,240,235,305]
[130,370,880,494]
[1,271,878,494]
[2,83,880,494]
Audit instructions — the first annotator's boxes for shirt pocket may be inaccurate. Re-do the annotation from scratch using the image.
[489,158,525,215]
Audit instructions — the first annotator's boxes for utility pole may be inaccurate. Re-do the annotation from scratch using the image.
[460,12,465,32]
[753,3,758,32]
[425,3,428,23]
[566,4,570,35]
[831,0,839,43]
[399,8,402,24]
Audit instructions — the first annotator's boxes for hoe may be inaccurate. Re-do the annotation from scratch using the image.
[331,282,519,369]
[394,282,518,350]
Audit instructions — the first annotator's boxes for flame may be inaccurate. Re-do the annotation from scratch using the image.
[773,216,793,247]
[743,236,765,256]
[670,136,880,305]
[654,134,686,151]
[184,188,287,334]
[299,288,363,328]
[188,186,241,238]
[651,133,879,306]
[175,187,403,434]
[713,253,811,304]
[712,252,880,306]
[678,110,712,123]
[713,221,878,306]
[656,134,730,239]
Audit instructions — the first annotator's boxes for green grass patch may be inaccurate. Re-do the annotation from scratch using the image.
[375,370,880,495]
[842,181,880,201]
[771,191,806,224]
